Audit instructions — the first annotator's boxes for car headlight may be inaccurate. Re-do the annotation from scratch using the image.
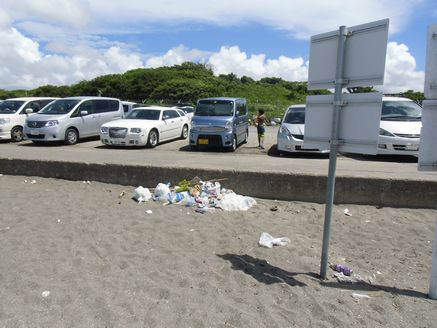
[225,121,232,131]
[0,118,10,125]
[191,121,197,129]
[379,128,395,137]
[279,125,292,137]
[45,120,59,127]
[130,128,141,133]
[100,126,108,134]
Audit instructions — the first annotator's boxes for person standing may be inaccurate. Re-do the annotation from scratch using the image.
[255,109,267,149]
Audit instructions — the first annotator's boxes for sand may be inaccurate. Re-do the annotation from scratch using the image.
[0,174,436,328]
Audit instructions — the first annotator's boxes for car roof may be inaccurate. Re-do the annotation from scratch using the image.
[60,96,120,101]
[198,97,245,102]
[382,96,413,102]
[5,97,58,101]
[132,106,175,111]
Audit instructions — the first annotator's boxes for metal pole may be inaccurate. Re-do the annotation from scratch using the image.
[320,26,348,279]
[429,211,437,299]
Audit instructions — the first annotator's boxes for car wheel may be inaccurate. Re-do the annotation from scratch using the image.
[227,135,237,152]
[242,129,248,144]
[64,128,79,145]
[147,129,159,148]
[180,124,189,139]
[11,126,24,142]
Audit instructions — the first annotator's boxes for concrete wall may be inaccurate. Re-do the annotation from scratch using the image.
[1,158,436,208]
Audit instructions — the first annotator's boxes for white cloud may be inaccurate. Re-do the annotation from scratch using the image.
[208,46,308,81]
[146,45,210,68]
[380,42,424,93]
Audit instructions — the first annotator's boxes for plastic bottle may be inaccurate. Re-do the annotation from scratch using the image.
[330,263,353,276]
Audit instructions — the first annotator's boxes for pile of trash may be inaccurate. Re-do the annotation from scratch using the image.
[132,177,256,212]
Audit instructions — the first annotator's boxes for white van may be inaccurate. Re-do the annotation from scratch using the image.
[23,97,123,145]
[0,97,58,141]
[122,101,142,117]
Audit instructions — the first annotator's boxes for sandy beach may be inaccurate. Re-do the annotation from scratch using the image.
[1,174,436,327]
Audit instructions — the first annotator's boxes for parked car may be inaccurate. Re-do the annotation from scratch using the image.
[277,97,422,156]
[377,96,422,156]
[0,97,58,142]
[100,106,190,147]
[174,105,194,121]
[122,101,142,117]
[24,97,123,145]
[277,104,329,154]
[189,97,248,151]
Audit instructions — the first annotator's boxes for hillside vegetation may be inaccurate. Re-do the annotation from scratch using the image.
[0,62,424,119]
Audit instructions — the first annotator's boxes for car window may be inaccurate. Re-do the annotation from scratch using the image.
[0,100,25,114]
[381,101,422,121]
[177,110,186,116]
[195,100,234,116]
[283,107,305,124]
[126,109,160,120]
[94,99,119,113]
[40,99,80,115]
[22,101,42,114]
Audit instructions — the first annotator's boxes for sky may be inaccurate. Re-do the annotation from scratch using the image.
[0,0,436,93]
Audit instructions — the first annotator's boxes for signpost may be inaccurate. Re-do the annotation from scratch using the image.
[419,24,437,299]
[306,19,389,279]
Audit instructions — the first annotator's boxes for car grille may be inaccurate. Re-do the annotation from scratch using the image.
[295,146,320,151]
[292,134,304,140]
[394,133,420,138]
[198,126,225,132]
[26,134,45,139]
[109,127,128,138]
[27,121,47,128]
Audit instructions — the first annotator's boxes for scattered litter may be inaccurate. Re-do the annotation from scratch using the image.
[145,210,153,214]
[270,205,278,211]
[133,186,152,203]
[377,271,382,275]
[24,180,27,183]
[41,291,50,298]
[343,208,352,216]
[0,174,3,176]
[118,191,126,199]
[0,226,11,232]
[131,178,257,214]
[352,293,371,299]
[30,180,36,184]
[258,232,290,248]
[82,180,91,184]
[365,220,371,223]
[329,263,353,276]
[190,229,195,232]
[57,219,61,223]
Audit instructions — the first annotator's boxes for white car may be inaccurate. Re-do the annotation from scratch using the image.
[377,97,421,156]
[277,104,329,154]
[100,106,190,147]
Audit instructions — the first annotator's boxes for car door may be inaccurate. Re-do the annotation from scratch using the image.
[235,100,247,143]
[71,100,99,137]
[162,109,181,139]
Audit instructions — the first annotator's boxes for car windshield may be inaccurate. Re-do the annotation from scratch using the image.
[195,100,234,117]
[283,107,305,124]
[126,109,160,120]
[39,99,80,115]
[0,100,25,114]
[381,101,422,121]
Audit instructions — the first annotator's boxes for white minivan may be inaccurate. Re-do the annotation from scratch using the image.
[24,96,124,145]
[0,97,58,141]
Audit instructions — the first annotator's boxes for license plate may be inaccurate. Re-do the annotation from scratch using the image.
[405,144,419,151]
[198,138,209,145]
[30,130,39,135]
[111,139,123,145]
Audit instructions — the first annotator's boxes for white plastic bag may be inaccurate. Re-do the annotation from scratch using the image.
[258,232,290,248]
[133,186,152,203]
[153,183,171,202]
[217,192,256,211]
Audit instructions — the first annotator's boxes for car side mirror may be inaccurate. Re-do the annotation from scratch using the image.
[25,108,33,114]
[80,110,89,116]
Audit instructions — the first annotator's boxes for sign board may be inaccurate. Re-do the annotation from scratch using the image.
[308,19,389,90]
[425,24,437,99]
[304,92,383,154]
[418,100,437,171]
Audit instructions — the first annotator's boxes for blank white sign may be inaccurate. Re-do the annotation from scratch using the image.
[304,92,383,155]
[308,19,389,90]
[425,24,437,99]
[418,100,437,171]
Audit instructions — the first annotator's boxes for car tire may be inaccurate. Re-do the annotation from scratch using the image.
[227,135,237,152]
[11,126,24,142]
[147,129,159,148]
[242,129,248,144]
[64,128,79,145]
[180,124,189,139]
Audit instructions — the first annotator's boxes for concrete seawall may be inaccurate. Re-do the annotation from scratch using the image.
[1,158,436,209]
